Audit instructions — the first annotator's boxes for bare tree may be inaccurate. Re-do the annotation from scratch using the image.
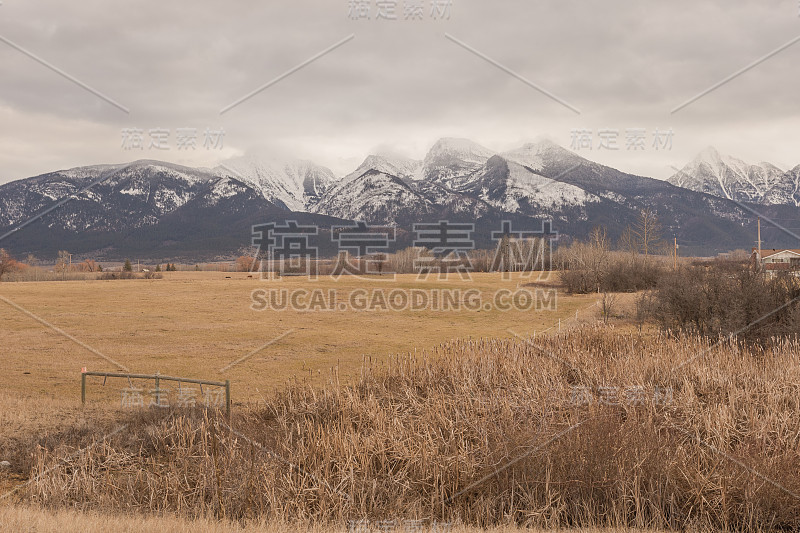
[600,292,618,324]
[617,226,638,256]
[587,226,610,291]
[372,253,387,276]
[387,247,425,274]
[469,249,493,272]
[513,237,549,273]
[235,255,257,272]
[561,227,610,293]
[25,253,39,281]
[491,234,512,273]
[633,209,662,259]
[55,250,71,274]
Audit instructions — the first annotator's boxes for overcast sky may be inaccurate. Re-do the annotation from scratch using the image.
[0,0,798,184]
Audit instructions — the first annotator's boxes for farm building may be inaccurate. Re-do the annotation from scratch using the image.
[751,248,800,277]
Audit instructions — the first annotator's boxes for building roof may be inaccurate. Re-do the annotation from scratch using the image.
[752,248,800,259]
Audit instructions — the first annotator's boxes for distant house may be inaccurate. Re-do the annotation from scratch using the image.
[751,248,800,276]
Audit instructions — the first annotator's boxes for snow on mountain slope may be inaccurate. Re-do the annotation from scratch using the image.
[763,165,800,207]
[410,180,494,219]
[501,140,561,173]
[422,137,495,188]
[668,147,786,204]
[314,150,493,221]
[204,176,252,205]
[313,139,621,222]
[215,156,336,211]
[311,169,433,224]
[360,154,421,182]
[0,160,224,231]
[337,154,422,188]
[464,155,598,215]
[499,160,598,211]
[3,139,788,259]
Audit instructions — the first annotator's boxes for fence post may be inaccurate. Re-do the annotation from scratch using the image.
[154,372,160,406]
[81,372,229,414]
[225,380,231,419]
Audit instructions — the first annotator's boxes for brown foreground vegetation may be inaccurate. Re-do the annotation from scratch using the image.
[0,507,643,533]
[8,328,799,530]
[647,265,800,341]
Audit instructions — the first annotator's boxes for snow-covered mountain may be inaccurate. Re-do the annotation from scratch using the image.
[309,138,767,243]
[422,137,495,189]
[335,154,422,188]
[2,139,798,259]
[359,154,422,183]
[668,147,793,205]
[215,155,336,212]
[312,151,494,224]
[762,165,800,206]
[463,155,599,215]
[0,160,230,232]
[502,139,562,172]
[312,169,434,225]
[0,159,300,257]
[312,139,597,224]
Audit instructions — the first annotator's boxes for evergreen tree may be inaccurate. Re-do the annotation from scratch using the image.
[123,259,133,272]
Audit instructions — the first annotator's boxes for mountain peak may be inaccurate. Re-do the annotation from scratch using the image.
[694,146,723,165]
[427,138,494,158]
[345,153,421,184]
[502,139,579,174]
[214,155,335,211]
[699,145,720,156]
[430,136,477,148]
[2,139,790,258]
[514,138,571,155]
[361,154,390,167]
[359,153,418,171]
[422,138,495,187]
[670,147,791,204]
[520,138,562,151]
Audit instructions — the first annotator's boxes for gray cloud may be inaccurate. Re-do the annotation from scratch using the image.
[0,0,798,183]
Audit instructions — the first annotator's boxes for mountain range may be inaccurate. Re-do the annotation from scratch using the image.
[1,138,798,260]
[668,146,800,207]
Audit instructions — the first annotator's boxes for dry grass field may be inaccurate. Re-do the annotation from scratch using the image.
[2,330,798,531]
[0,272,612,507]
[0,507,642,533]
[0,271,600,404]
[15,272,794,531]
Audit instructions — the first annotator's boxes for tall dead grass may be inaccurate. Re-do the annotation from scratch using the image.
[20,329,800,530]
[0,506,627,533]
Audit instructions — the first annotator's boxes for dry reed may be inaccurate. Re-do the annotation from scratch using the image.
[21,328,800,530]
